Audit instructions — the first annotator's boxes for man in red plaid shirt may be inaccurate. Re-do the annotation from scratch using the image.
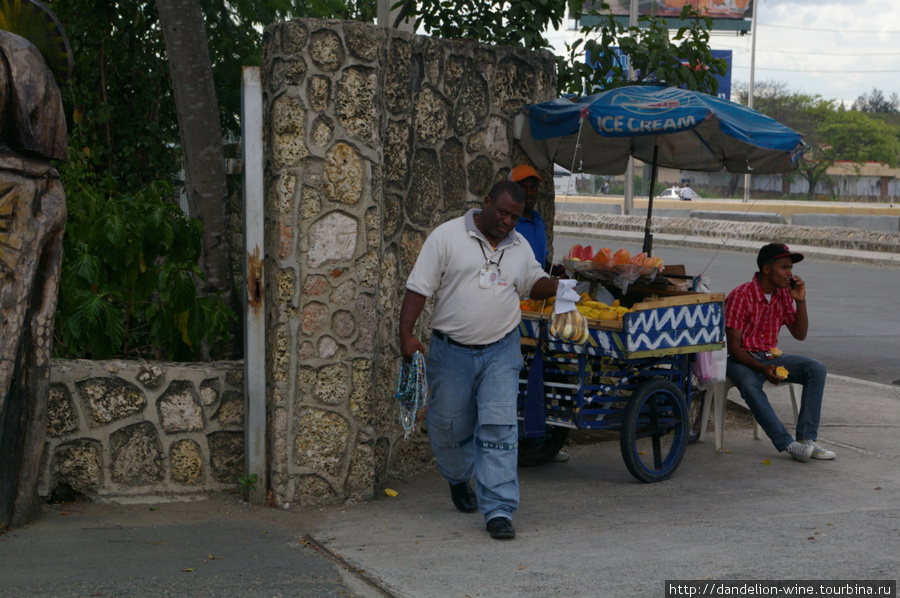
[724,243,836,463]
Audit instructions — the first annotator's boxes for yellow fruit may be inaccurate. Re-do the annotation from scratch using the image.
[770,348,783,357]
[775,366,789,380]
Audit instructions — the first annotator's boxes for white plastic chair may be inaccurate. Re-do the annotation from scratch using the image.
[699,378,799,452]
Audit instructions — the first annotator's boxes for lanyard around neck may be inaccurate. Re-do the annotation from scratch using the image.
[479,240,504,269]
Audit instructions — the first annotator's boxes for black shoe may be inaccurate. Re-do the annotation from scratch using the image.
[449,481,477,513]
[485,517,516,540]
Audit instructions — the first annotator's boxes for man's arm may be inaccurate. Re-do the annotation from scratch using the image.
[399,290,427,361]
[785,278,808,340]
[726,327,781,384]
[529,276,560,300]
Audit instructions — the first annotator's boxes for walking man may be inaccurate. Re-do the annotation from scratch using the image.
[399,180,565,540]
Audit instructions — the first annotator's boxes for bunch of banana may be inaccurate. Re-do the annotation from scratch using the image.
[549,309,590,345]
[576,299,632,322]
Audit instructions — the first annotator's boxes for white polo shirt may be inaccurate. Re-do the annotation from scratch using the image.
[406,209,548,346]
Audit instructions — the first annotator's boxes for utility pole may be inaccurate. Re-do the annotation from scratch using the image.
[743,0,759,203]
[623,0,638,215]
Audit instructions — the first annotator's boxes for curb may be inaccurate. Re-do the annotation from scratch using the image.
[555,212,900,268]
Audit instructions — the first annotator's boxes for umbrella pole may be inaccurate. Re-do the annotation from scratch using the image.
[642,144,660,256]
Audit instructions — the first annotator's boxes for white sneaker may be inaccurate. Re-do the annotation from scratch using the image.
[785,441,814,462]
[552,451,570,463]
[803,439,836,460]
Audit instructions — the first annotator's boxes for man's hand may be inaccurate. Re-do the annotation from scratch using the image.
[401,334,425,362]
[762,363,784,385]
[789,275,806,303]
[549,263,567,277]
[786,276,809,341]
[399,291,428,362]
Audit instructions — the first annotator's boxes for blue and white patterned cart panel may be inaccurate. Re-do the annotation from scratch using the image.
[520,295,724,359]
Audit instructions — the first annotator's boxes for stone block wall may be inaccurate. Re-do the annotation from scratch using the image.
[40,359,244,500]
[261,19,556,507]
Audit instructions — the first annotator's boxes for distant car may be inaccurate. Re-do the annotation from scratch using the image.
[657,187,682,199]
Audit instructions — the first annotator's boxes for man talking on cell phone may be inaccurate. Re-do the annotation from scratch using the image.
[723,243,836,463]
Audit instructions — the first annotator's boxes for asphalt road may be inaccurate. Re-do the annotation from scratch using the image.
[555,235,900,386]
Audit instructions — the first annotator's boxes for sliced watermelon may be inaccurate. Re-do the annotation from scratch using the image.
[569,244,584,260]
[582,245,594,261]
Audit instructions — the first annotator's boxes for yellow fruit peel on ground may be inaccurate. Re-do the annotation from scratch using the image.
[384,488,398,497]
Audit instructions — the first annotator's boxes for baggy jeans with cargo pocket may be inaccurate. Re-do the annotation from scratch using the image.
[425,328,523,524]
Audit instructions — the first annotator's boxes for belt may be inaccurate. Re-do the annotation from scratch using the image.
[433,330,497,351]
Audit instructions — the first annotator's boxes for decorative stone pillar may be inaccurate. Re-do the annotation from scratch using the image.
[262,18,556,507]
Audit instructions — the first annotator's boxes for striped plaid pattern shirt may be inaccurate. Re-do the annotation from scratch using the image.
[724,274,797,352]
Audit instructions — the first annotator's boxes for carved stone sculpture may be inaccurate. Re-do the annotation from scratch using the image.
[0,29,68,530]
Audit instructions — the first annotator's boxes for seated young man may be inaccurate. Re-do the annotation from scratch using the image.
[724,243,836,463]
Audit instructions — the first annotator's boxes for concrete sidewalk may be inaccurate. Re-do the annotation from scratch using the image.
[4,374,898,597]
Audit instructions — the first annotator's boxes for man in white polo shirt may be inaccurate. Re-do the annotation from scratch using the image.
[399,180,563,540]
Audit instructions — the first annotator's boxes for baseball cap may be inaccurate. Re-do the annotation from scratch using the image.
[509,164,543,183]
[757,243,804,269]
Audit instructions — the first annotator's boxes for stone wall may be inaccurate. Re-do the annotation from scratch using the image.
[261,19,556,507]
[40,359,244,500]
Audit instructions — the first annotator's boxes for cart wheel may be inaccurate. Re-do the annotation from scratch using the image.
[620,379,688,483]
[517,425,570,467]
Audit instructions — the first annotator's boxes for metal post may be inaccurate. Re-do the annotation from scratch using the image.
[743,0,759,203]
[643,144,659,256]
[623,0,639,216]
[241,67,266,503]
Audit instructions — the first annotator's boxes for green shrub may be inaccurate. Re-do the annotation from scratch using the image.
[55,175,235,361]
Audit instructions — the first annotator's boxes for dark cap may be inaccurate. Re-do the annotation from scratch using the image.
[757,243,804,269]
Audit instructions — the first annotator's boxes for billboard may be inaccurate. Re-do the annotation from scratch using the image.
[583,0,752,20]
[584,48,733,100]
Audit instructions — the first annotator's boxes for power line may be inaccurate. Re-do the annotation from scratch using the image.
[731,65,900,74]
[753,49,900,57]
[759,22,900,34]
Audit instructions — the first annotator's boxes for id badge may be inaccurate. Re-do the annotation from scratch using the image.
[479,267,493,289]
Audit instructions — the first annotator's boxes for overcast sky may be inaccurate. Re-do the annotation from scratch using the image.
[546,0,900,106]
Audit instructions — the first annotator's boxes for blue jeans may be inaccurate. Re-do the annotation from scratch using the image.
[426,328,523,524]
[726,353,827,451]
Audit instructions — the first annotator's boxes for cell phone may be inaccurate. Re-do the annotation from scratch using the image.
[789,278,797,289]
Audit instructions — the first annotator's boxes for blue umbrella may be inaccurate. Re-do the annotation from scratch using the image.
[514,86,807,253]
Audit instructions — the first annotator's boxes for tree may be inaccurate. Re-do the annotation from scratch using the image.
[563,3,726,96]
[852,87,900,115]
[47,0,179,187]
[156,0,233,358]
[736,81,900,198]
[412,0,727,96]
[46,0,377,359]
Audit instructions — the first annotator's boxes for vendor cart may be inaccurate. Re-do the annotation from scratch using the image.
[516,274,724,483]
[511,85,804,482]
